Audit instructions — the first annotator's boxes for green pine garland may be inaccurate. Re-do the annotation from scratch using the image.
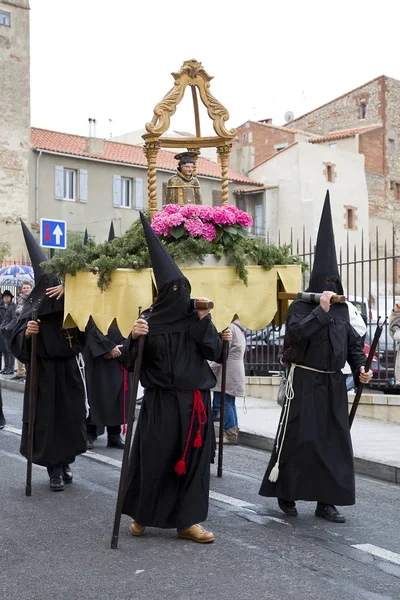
[42,214,307,291]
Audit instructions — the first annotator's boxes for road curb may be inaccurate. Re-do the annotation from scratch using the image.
[239,430,399,485]
[0,377,25,393]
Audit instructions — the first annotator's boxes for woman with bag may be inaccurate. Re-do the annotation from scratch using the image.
[210,319,246,444]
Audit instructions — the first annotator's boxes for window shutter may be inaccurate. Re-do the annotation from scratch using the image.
[55,166,64,200]
[135,177,143,209]
[79,169,88,203]
[113,174,122,207]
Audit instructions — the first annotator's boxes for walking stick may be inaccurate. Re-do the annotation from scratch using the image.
[26,306,39,497]
[349,318,385,428]
[217,339,229,478]
[111,309,146,549]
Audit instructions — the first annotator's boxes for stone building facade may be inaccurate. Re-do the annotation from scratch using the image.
[0,0,30,259]
[284,76,400,241]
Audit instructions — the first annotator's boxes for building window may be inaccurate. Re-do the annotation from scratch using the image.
[388,138,395,153]
[344,205,357,230]
[236,197,246,211]
[212,190,222,207]
[395,183,400,201]
[55,166,77,201]
[358,99,367,119]
[113,175,132,208]
[248,131,253,143]
[242,133,247,144]
[0,11,11,27]
[323,162,336,183]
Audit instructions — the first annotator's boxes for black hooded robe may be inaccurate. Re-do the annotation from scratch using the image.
[121,314,223,529]
[11,312,87,467]
[259,301,366,505]
[84,320,132,428]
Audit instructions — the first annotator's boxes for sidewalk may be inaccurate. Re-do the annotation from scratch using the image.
[2,375,399,485]
[237,396,400,485]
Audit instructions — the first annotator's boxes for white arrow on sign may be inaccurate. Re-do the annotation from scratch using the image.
[53,225,64,245]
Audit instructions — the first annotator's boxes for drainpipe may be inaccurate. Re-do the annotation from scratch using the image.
[35,149,43,224]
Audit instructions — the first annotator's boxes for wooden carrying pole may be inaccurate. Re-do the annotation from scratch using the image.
[111,321,145,549]
[217,340,229,477]
[349,319,385,428]
[26,307,39,497]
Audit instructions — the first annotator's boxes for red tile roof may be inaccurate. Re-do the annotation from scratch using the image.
[233,184,278,194]
[31,128,261,186]
[308,124,383,143]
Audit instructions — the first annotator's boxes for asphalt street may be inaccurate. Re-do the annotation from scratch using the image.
[1,388,399,600]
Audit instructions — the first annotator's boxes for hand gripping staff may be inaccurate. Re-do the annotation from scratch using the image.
[217,337,229,478]
[348,317,385,428]
[111,308,147,549]
[26,305,39,497]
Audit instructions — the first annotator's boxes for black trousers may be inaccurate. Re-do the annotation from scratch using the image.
[86,423,120,438]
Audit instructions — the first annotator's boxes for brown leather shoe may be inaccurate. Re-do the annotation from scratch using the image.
[223,427,239,445]
[129,521,146,537]
[177,524,215,543]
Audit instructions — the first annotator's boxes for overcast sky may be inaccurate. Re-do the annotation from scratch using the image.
[30,0,400,140]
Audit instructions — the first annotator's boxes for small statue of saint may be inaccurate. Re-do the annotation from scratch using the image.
[165,152,202,205]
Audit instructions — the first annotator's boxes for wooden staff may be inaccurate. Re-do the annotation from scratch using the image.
[349,318,385,428]
[217,339,229,478]
[111,309,146,549]
[278,292,346,304]
[26,306,39,497]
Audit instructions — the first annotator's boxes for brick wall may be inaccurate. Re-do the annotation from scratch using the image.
[385,78,400,225]
[284,77,385,135]
[233,121,295,169]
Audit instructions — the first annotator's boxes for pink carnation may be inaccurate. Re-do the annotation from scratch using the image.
[167,212,185,227]
[212,206,237,225]
[163,204,182,215]
[184,218,204,238]
[151,215,170,237]
[181,204,200,218]
[236,210,253,227]
[197,205,214,221]
[202,223,217,242]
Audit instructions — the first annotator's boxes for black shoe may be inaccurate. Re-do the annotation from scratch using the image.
[315,503,345,523]
[86,436,95,450]
[107,434,125,449]
[5,369,14,375]
[49,476,65,492]
[62,465,73,483]
[278,498,298,517]
[10,375,25,381]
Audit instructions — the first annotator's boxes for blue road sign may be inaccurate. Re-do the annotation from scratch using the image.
[40,218,67,250]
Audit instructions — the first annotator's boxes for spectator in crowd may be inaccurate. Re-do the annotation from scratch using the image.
[210,318,246,445]
[10,281,32,381]
[0,291,17,375]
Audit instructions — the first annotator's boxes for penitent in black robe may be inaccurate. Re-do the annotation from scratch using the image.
[259,301,366,506]
[121,314,223,530]
[84,320,132,428]
[11,313,87,467]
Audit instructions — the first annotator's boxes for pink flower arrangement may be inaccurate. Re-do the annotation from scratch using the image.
[151,204,253,244]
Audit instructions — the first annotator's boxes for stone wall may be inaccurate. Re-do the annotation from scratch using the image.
[285,76,384,134]
[0,0,30,258]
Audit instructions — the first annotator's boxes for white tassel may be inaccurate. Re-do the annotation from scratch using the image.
[268,462,280,483]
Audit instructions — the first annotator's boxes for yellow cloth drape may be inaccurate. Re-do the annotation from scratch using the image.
[64,265,301,336]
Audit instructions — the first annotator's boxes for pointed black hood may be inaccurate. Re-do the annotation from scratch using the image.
[108,221,116,242]
[83,228,89,246]
[140,212,196,335]
[140,212,187,292]
[20,220,49,282]
[306,191,343,295]
[19,220,63,318]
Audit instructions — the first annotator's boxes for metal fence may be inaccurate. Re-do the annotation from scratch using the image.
[245,227,400,392]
